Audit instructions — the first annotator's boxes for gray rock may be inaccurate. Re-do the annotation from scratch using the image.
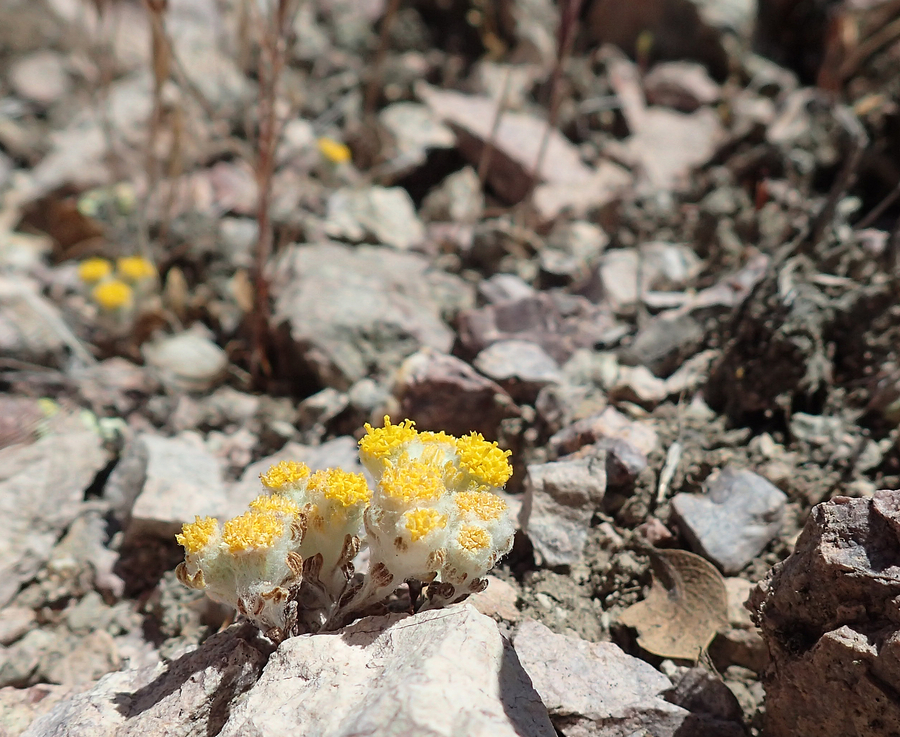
[9,50,70,107]
[420,166,484,224]
[0,607,36,646]
[0,419,107,608]
[477,273,536,304]
[520,456,607,566]
[595,243,702,315]
[474,340,562,403]
[22,626,267,737]
[393,349,518,439]
[513,619,691,737]
[106,433,228,540]
[671,466,786,574]
[379,102,455,175]
[549,406,659,459]
[749,491,900,736]
[41,630,121,686]
[142,330,228,393]
[219,605,554,737]
[457,292,620,365]
[644,61,720,111]
[324,186,425,251]
[0,683,88,737]
[0,630,57,687]
[419,84,629,214]
[272,242,472,389]
[0,277,69,365]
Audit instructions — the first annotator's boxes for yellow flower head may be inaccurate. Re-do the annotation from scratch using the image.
[308,468,371,508]
[454,491,507,521]
[117,256,157,282]
[91,279,133,311]
[176,516,219,554]
[457,524,491,552]
[404,508,447,542]
[78,258,113,284]
[249,494,302,516]
[380,458,446,505]
[261,460,311,492]
[317,137,352,164]
[456,433,512,488]
[359,416,418,464]
[222,511,285,553]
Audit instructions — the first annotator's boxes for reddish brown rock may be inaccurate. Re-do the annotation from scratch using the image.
[749,491,900,736]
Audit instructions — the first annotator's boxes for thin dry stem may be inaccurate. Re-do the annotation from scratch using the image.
[527,0,584,203]
[249,0,301,386]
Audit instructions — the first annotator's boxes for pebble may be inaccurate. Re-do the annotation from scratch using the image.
[474,339,562,402]
[520,456,607,566]
[671,466,787,574]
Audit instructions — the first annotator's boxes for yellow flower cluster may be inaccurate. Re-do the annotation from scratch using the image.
[175,417,515,638]
[77,255,158,313]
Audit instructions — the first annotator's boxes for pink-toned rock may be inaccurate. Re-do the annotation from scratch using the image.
[749,491,900,736]
[393,349,519,440]
[418,84,630,216]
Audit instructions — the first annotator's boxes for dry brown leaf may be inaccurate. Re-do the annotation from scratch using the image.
[619,548,727,661]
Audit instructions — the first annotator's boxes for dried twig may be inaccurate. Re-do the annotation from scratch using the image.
[364,0,402,116]
[527,0,584,202]
[248,0,301,386]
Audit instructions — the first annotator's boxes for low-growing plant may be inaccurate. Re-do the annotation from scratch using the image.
[175,417,514,640]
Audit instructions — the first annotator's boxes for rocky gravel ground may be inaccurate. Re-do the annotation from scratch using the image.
[2,0,900,734]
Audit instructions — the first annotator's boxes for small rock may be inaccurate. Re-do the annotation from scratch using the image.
[65,592,113,635]
[296,388,349,439]
[644,61,720,111]
[457,292,621,365]
[470,576,521,622]
[0,607,36,646]
[608,364,669,407]
[520,455,607,566]
[513,618,694,737]
[393,349,518,439]
[667,667,744,724]
[549,405,659,458]
[671,466,787,574]
[477,273,536,304]
[419,84,629,215]
[0,683,88,737]
[9,50,70,107]
[142,329,228,393]
[595,243,703,314]
[621,312,706,376]
[379,102,455,174]
[42,630,120,686]
[22,626,268,737]
[218,605,554,737]
[534,382,606,436]
[420,166,484,223]
[325,186,425,250]
[107,432,228,540]
[474,339,562,403]
[0,630,57,688]
[0,277,69,365]
[0,418,107,608]
[272,243,472,389]
[543,221,609,283]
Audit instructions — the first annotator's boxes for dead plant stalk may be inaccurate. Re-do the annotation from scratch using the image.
[250,0,300,385]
